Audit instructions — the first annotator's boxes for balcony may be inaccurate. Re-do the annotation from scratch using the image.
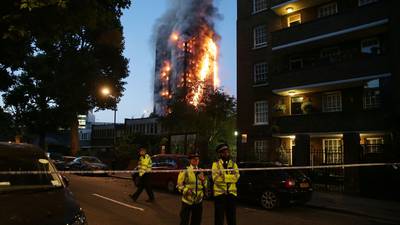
[272,110,388,134]
[270,53,390,92]
[271,1,388,50]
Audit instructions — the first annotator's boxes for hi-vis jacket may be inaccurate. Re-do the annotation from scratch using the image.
[138,154,152,177]
[212,159,240,197]
[177,165,208,205]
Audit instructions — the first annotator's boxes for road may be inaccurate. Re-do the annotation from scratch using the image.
[68,175,395,225]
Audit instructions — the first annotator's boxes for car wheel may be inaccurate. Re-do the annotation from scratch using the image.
[167,180,176,193]
[260,190,279,209]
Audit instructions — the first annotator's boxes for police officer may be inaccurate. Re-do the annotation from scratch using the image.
[130,146,155,202]
[212,144,240,225]
[177,153,207,225]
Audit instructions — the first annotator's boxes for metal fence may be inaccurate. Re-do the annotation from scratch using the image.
[310,147,344,192]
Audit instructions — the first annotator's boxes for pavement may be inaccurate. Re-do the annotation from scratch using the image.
[306,192,400,224]
[68,174,400,225]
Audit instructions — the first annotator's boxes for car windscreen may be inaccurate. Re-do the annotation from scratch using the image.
[0,150,63,192]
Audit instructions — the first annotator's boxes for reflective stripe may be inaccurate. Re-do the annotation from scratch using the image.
[212,159,240,197]
[177,165,207,205]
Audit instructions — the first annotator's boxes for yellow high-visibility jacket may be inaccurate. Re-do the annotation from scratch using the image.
[212,159,240,197]
[177,165,208,205]
[138,154,152,177]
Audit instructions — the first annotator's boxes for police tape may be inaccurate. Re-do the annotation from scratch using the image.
[0,162,399,175]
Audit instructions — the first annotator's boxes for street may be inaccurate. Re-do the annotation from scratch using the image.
[68,175,396,225]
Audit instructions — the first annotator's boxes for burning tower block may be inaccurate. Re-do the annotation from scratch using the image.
[153,0,220,116]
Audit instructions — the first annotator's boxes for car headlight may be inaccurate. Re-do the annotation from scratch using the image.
[70,208,88,225]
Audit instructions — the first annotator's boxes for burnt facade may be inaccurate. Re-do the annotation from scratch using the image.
[237,0,399,172]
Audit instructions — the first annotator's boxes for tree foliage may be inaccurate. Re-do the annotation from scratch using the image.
[1,0,131,153]
[161,88,237,160]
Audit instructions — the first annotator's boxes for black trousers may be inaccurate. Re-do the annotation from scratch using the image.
[132,174,154,200]
[180,202,203,225]
[214,194,236,225]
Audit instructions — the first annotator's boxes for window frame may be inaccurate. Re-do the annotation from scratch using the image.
[253,62,268,84]
[254,140,268,162]
[287,14,301,27]
[365,137,384,153]
[322,91,342,112]
[318,2,338,18]
[289,57,303,70]
[252,0,268,14]
[322,139,343,164]
[361,37,381,54]
[254,100,269,125]
[253,25,268,49]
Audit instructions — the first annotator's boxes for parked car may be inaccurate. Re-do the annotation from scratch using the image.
[237,162,313,209]
[68,156,109,175]
[0,142,88,225]
[49,153,70,171]
[132,154,190,192]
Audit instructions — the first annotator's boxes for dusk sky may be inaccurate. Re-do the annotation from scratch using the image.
[94,0,237,123]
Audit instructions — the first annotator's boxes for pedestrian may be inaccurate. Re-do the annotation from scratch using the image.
[177,152,208,225]
[130,146,155,202]
[212,144,240,225]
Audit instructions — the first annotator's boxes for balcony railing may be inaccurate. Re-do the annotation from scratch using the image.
[271,1,388,49]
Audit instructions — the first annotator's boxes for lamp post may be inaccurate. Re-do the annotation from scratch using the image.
[101,87,117,149]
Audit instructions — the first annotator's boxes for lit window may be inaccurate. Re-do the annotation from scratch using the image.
[254,140,268,161]
[320,47,341,62]
[289,58,303,70]
[241,134,248,144]
[253,25,268,48]
[361,38,381,54]
[364,79,380,109]
[254,101,268,125]
[358,0,378,6]
[287,14,301,27]
[365,137,384,153]
[322,91,342,112]
[323,139,343,164]
[254,62,268,83]
[318,3,338,18]
[253,0,268,14]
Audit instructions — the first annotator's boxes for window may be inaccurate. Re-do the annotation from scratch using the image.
[364,79,380,109]
[291,96,304,115]
[323,139,343,164]
[361,38,381,54]
[318,3,338,18]
[254,62,268,83]
[365,138,384,153]
[253,0,268,14]
[254,140,268,161]
[323,91,342,112]
[358,0,378,6]
[254,101,268,125]
[241,134,248,143]
[287,14,301,27]
[289,58,303,70]
[320,47,341,62]
[253,25,267,48]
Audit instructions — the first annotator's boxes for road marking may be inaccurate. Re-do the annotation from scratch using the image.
[92,193,145,212]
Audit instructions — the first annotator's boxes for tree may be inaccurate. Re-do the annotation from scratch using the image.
[1,0,131,154]
[161,88,237,162]
[0,107,15,141]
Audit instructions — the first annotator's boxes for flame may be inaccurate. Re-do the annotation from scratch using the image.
[170,32,179,42]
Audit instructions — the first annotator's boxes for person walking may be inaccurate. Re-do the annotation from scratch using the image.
[212,144,240,225]
[177,153,208,225]
[130,146,155,202]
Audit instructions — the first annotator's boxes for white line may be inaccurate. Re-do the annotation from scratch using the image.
[92,193,145,212]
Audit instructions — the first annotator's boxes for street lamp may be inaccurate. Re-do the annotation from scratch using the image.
[101,87,117,150]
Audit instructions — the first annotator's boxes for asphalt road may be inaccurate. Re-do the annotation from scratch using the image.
[67,175,395,225]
